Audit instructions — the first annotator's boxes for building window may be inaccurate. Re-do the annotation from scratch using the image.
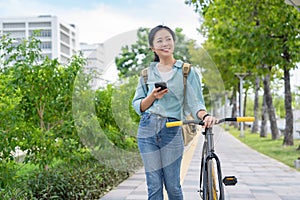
[60,24,69,34]
[60,55,69,63]
[72,39,76,47]
[42,53,52,60]
[60,31,70,44]
[3,22,25,29]
[29,29,52,37]
[39,42,52,49]
[61,43,70,55]
[28,22,51,28]
[3,30,25,38]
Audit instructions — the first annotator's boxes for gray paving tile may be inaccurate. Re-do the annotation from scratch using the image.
[100,125,300,200]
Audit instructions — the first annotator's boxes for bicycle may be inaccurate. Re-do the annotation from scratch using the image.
[166,117,255,200]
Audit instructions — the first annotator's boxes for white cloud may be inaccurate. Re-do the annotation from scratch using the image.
[58,0,204,44]
[0,0,204,44]
[61,6,150,43]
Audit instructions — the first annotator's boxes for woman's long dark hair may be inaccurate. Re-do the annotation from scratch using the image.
[148,25,176,62]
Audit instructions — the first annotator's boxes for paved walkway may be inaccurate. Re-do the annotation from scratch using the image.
[100,125,300,200]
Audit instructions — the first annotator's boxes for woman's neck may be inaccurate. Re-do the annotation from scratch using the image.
[159,57,176,67]
[157,57,176,72]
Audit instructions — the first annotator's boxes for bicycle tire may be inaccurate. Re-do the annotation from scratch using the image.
[200,140,218,200]
[199,141,206,199]
[207,159,218,200]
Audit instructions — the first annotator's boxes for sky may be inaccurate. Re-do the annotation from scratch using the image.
[0,0,299,87]
[0,0,204,44]
[0,0,206,82]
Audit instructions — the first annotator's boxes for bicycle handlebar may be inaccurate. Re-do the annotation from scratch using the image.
[166,117,255,128]
[218,117,255,123]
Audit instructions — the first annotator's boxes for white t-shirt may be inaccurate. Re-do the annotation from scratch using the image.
[156,64,175,82]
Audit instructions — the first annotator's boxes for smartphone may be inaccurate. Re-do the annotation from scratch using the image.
[155,82,167,92]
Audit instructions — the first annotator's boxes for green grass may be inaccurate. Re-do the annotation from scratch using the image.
[227,126,300,171]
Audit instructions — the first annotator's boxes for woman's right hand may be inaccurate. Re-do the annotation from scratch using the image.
[151,87,168,100]
[140,87,168,112]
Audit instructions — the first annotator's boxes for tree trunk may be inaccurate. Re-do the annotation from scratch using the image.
[260,90,268,137]
[242,88,248,130]
[230,87,238,128]
[263,72,280,140]
[283,66,294,146]
[252,76,260,133]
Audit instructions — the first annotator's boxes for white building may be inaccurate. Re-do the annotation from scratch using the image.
[0,15,78,63]
[80,42,108,89]
[79,29,138,89]
[1,16,139,89]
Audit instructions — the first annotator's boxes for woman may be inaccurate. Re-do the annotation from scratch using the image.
[132,25,217,200]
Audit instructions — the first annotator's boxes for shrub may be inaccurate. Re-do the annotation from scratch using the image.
[24,156,134,199]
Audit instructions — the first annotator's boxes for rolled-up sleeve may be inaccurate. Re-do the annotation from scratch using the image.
[132,76,148,115]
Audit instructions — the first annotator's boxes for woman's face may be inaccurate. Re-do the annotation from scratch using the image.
[151,28,175,59]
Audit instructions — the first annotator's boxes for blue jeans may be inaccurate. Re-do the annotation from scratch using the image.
[138,113,184,200]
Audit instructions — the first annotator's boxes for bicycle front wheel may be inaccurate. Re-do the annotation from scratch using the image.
[206,159,218,200]
[200,141,218,200]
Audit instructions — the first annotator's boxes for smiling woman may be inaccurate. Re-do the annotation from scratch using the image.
[131,24,217,200]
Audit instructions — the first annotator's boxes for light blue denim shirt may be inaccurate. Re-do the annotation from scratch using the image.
[132,60,206,120]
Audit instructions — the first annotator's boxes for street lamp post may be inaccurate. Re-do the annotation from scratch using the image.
[235,73,249,137]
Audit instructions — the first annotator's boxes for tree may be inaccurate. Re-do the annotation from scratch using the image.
[0,34,86,169]
[263,71,280,139]
[115,28,151,77]
[260,91,268,137]
[189,0,300,144]
[0,68,25,188]
[251,76,260,133]
[115,27,195,77]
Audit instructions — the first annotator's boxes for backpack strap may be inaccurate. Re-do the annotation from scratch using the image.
[182,63,192,118]
[182,63,191,98]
